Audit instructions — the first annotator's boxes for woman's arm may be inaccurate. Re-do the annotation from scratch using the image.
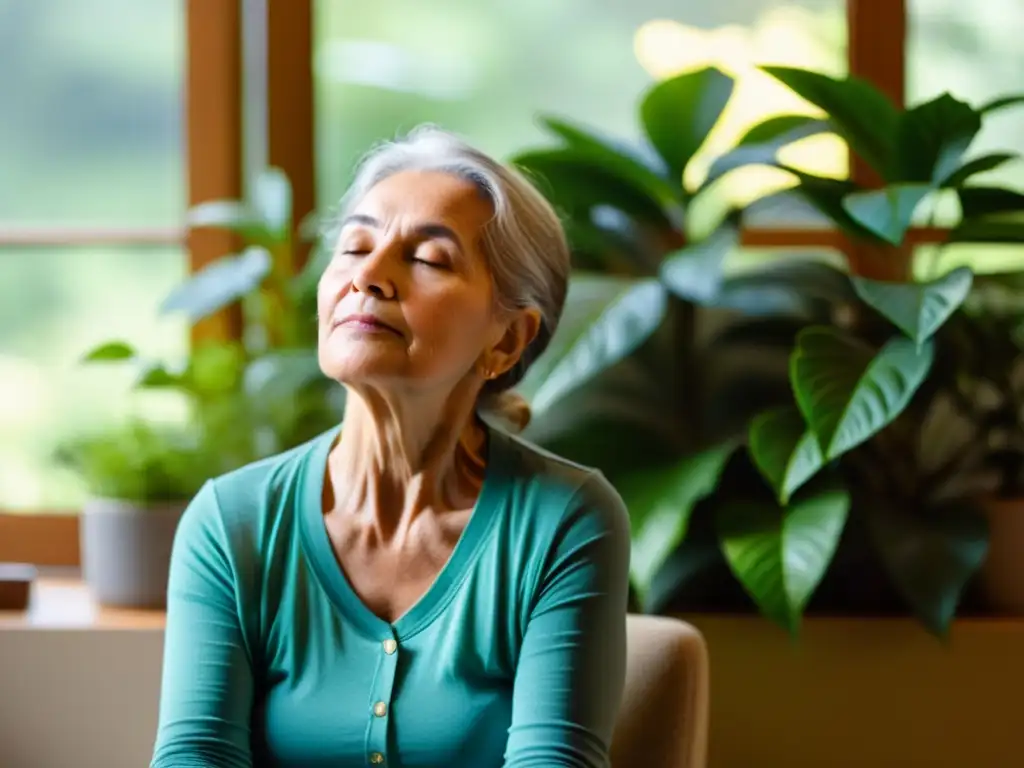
[151,481,255,768]
[504,473,632,768]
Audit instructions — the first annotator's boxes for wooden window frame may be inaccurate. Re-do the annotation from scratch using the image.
[1,0,912,566]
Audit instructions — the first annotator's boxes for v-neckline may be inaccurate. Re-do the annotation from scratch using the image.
[299,424,506,641]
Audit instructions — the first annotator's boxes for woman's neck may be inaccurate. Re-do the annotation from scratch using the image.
[325,384,487,538]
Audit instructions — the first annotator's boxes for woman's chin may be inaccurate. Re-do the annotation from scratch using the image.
[318,349,406,385]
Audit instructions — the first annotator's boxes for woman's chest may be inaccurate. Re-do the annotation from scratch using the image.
[255,630,514,767]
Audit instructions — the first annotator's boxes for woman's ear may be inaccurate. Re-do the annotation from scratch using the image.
[484,308,541,378]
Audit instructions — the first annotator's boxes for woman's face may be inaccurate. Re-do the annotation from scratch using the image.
[317,170,517,397]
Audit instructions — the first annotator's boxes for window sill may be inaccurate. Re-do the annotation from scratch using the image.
[0,573,165,630]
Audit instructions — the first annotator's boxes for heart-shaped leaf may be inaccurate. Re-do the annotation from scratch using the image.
[618,442,736,602]
[748,406,824,504]
[896,93,981,185]
[82,341,137,363]
[640,67,734,184]
[253,167,293,242]
[761,67,899,175]
[188,200,273,246]
[717,482,850,633]
[842,183,933,245]
[867,499,988,637]
[942,153,1019,188]
[160,246,272,322]
[659,218,738,303]
[530,278,667,413]
[790,327,935,460]
[704,114,832,185]
[852,266,973,345]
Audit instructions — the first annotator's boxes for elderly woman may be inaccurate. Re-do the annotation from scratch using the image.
[151,127,631,768]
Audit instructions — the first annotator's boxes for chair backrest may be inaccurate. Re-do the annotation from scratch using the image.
[611,614,710,768]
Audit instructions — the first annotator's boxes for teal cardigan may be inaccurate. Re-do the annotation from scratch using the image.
[151,426,631,767]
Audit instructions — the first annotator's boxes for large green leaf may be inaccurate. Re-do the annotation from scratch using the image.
[841,183,933,245]
[513,148,676,228]
[82,340,137,362]
[253,167,293,242]
[519,274,643,400]
[867,499,988,637]
[957,186,1024,219]
[715,259,855,317]
[538,116,672,180]
[658,218,738,303]
[942,153,1019,189]
[748,406,824,504]
[618,442,736,602]
[704,114,831,185]
[160,246,272,322]
[188,200,273,246]
[640,67,734,184]
[895,93,981,185]
[717,482,850,633]
[532,117,682,208]
[530,278,667,413]
[761,67,899,175]
[790,327,935,460]
[851,267,973,345]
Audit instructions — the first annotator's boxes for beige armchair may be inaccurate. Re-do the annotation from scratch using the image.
[612,615,710,768]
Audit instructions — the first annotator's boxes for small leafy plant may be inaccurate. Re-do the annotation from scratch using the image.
[55,419,210,503]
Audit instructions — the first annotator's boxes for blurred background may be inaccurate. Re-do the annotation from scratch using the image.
[0,0,1021,507]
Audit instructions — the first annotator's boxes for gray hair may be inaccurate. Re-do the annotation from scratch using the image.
[331,125,571,431]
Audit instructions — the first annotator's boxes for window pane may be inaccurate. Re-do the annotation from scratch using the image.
[0,0,185,226]
[0,247,187,509]
[907,0,1024,193]
[313,0,847,229]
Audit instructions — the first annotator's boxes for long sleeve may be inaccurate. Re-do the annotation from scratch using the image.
[504,473,632,768]
[151,481,255,768]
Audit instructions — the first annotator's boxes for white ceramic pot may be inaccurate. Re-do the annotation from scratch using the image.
[80,498,187,608]
[978,497,1024,614]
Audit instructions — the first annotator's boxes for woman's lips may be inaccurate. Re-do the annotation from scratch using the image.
[333,313,402,336]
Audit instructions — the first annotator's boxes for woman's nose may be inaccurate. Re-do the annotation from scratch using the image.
[352,248,397,299]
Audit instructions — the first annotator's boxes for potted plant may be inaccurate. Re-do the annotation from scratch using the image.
[515,64,1024,635]
[63,167,342,606]
[56,418,210,608]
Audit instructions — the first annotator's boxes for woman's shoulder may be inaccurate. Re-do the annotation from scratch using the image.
[491,429,629,539]
[175,427,338,554]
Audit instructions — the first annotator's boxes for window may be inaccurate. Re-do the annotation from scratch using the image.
[1,1,962,564]
[0,0,187,511]
[313,0,847,230]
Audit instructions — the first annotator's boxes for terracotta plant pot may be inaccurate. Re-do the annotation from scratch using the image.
[978,496,1024,614]
[80,498,187,609]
